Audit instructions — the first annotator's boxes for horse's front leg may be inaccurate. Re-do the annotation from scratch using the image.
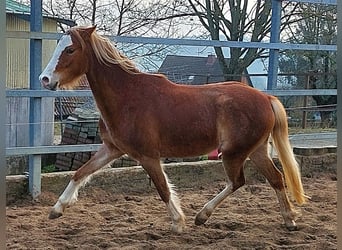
[49,144,123,219]
[140,157,185,233]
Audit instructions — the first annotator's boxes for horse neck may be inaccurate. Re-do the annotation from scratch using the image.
[85,62,133,120]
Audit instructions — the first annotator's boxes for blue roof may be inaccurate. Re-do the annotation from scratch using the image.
[6,0,36,14]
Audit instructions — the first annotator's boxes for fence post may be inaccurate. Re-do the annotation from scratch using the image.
[29,0,43,199]
[301,74,310,129]
[0,0,6,248]
[267,0,281,90]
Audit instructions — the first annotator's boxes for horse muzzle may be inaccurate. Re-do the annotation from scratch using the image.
[39,73,59,91]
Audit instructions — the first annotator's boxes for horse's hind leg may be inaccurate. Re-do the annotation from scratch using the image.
[195,154,246,225]
[49,144,123,219]
[140,157,185,233]
[249,142,300,230]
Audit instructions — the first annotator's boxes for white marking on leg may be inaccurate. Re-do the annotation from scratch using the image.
[49,145,119,219]
[275,189,300,230]
[195,179,233,225]
[52,180,78,214]
[163,171,185,233]
[51,176,91,215]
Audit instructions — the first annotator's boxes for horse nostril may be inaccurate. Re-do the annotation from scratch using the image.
[41,76,50,84]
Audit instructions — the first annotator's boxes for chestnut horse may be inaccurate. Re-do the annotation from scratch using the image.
[39,26,308,233]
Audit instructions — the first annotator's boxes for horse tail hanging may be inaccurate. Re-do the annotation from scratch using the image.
[270,97,308,205]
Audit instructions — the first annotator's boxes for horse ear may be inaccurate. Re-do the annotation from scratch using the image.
[79,25,96,39]
[87,25,97,34]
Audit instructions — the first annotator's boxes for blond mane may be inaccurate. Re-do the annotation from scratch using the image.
[70,27,140,74]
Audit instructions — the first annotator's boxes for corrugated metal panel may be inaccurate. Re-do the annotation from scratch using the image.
[6,14,29,88]
[6,14,57,147]
[42,19,57,70]
[6,14,56,89]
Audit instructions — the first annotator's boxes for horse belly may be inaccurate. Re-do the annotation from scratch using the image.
[160,140,218,158]
[159,122,219,158]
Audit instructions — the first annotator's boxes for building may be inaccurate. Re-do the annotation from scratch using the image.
[6,0,75,148]
[158,55,252,86]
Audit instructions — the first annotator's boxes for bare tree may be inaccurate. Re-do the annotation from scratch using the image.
[188,0,298,82]
[41,0,201,70]
[279,3,337,127]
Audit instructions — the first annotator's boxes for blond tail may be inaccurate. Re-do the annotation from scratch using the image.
[270,97,309,204]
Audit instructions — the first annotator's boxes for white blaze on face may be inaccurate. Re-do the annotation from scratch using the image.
[39,35,73,89]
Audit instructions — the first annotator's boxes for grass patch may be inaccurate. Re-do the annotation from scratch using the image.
[41,164,56,173]
[54,121,63,136]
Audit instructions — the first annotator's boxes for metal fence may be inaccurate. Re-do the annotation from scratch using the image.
[6,87,337,157]
[5,0,337,198]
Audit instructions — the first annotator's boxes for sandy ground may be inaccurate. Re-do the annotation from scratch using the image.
[6,173,336,250]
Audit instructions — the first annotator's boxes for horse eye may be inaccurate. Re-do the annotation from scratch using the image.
[65,47,75,54]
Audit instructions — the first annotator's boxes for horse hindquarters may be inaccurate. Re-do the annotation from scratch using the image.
[195,88,275,226]
[248,97,308,230]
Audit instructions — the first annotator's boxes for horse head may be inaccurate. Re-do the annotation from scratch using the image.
[39,26,96,90]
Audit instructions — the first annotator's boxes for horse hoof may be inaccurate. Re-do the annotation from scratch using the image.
[49,210,63,219]
[171,224,183,234]
[285,221,298,231]
[286,224,298,231]
[195,214,208,226]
